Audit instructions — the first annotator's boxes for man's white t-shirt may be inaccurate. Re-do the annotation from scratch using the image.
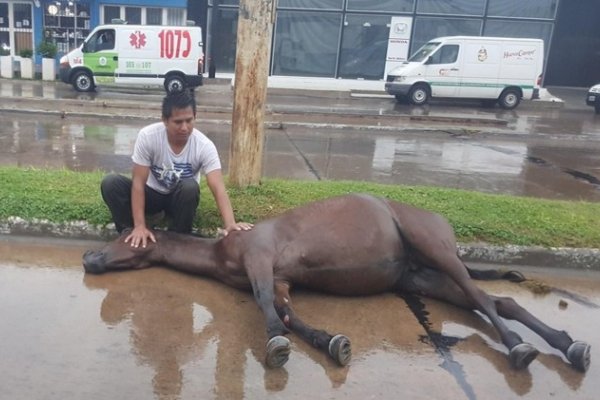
[131,122,221,194]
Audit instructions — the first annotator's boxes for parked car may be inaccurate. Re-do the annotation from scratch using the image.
[586,83,600,114]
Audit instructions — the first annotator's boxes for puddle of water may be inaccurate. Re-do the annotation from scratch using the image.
[1,237,600,399]
[2,110,600,201]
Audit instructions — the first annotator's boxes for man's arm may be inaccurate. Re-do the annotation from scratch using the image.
[205,169,253,235]
[125,163,156,247]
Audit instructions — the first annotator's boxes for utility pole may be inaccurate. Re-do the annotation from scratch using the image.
[228,0,276,187]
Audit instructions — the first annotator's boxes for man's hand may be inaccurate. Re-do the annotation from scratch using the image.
[222,222,254,236]
[124,226,157,248]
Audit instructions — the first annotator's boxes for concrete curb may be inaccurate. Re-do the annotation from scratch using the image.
[458,244,600,271]
[2,217,599,271]
[0,96,512,129]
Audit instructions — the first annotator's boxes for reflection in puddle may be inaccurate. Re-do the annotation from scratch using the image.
[2,112,600,201]
[402,293,474,400]
[386,139,525,175]
[1,236,600,399]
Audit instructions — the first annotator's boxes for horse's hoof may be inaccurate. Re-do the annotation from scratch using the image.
[567,341,591,372]
[503,270,526,282]
[266,335,291,368]
[509,343,539,369]
[328,334,352,366]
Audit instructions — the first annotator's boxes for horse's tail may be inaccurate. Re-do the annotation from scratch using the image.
[377,196,527,284]
[464,263,526,282]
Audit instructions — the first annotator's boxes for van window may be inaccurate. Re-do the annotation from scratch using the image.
[85,29,115,53]
[429,44,459,64]
[408,41,440,62]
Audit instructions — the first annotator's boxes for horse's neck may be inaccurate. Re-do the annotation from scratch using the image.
[158,233,221,277]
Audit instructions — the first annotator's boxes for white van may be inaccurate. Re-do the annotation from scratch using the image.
[59,21,204,93]
[385,36,544,109]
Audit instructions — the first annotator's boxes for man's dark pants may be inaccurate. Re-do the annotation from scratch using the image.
[100,173,199,233]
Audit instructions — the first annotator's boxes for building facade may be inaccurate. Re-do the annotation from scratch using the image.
[0,1,597,87]
[192,0,600,87]
[0,0,189,62]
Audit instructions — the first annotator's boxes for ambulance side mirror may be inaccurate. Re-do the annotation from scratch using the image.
[81,42,89,53]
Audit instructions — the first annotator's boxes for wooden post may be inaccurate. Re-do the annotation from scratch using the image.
[228,0,276,187]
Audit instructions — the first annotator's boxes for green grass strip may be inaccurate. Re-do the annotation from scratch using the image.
[1,166,599,248]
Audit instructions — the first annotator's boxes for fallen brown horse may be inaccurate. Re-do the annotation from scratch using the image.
[83,193,591,372]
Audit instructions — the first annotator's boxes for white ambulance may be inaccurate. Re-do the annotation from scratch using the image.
[59,21,204,93]
[385,36,544,109]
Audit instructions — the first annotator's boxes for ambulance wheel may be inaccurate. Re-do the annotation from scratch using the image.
[408,84,430,106]
[164,75,186,94]
[498,89,521,110]
[72,71,95,92]
[594,103,600,115]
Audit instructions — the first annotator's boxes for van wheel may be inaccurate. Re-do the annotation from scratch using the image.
[408,84,430,106]
[498,89,521,110]
[164,75,186,93]
[595,103,600,115]
[72,71,95,92]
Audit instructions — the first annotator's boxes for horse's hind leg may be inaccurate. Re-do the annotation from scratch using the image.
[425,253,540,369]
[273,281,352,366]
[401,267,590,372]
[493,295,590,372]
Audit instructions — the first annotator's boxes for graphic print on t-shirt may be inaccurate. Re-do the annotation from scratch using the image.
[150,162,194,191]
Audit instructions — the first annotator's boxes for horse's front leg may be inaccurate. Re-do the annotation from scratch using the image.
[274,281,351,366]
[243,253,290,368]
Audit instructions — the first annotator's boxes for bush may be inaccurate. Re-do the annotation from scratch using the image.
[0,48,9,56]
[36,41,58,58]
[19,48,33,58]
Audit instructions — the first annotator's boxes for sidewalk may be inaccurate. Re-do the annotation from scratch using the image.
[219,73,573,109]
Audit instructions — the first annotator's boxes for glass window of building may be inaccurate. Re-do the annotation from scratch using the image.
[13,3,32,54]
[43,1,90,54]
[484,20,553,56]
[103,6,120,24]
[417,0,485,16]
[208,7,238,73]
[210,0,239,6]
[272,11,342,77]
[487,0,557,19]
[278,0,343,9]
[125,7,142,25]
[347,0,414,13]
[167,8,186,25]
[411,17,481,55]
[338,14,390,79]
[0,3,9,55]
[146,8,162,25]
[0,3,8,28]
[102,6,186,26]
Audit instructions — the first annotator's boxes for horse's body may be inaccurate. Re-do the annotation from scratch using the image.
[83,193,591,372]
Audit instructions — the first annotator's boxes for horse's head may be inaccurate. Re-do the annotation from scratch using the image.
[82,230,161,274]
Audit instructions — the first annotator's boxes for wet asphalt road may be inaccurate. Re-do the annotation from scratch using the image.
[0,79,600,202]
[1,235,599,400]
[1,80,600,399]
